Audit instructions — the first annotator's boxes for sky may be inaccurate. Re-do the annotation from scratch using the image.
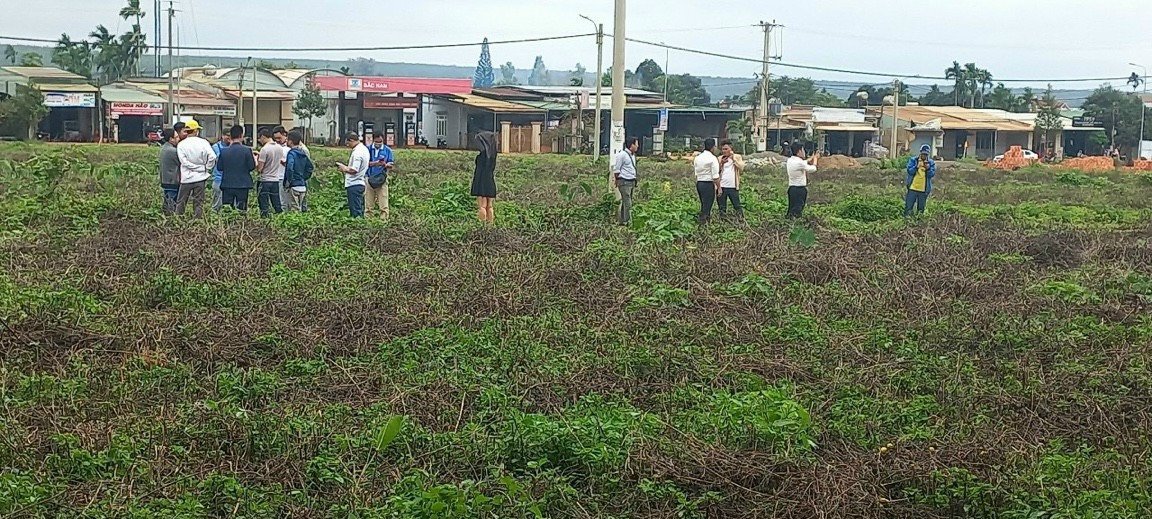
[6,0,1151,90]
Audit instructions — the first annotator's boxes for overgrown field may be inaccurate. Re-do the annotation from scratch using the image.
[1,142,1151,518]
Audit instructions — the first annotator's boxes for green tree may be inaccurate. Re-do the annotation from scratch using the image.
[569,63,586,87]
[918,84,953,106]
[726,117,753,154]
[635,59,664,90]
[52,34,93,78]
[663,73,709,105]
[118,0,145,76]
[498,61,517,85]
[1034,85,1063,151]
[527,56,548,86]
[986,83,1017,111]
[473,38,495,88]
[0,84,49,140]
[3,45,16,65]
[1081,84,1147,150]
[18,53,43,67]
[292,74,327,142]
[256,59,277,70]
[1127,72,1143,92]
[945,61,967,106]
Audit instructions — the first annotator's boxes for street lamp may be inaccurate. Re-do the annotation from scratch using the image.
[1130,62,1147,159]
[580,14,604,162]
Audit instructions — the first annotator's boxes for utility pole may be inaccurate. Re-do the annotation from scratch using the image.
[662,42,669,105]
[580,15,604,162]
[891,78,900,158]
[154,0,161,77]
[252,64,258,145]
[756,21,781,153]
[165,1,175,125]
[609,0,626,158]
[1130,63,1147,159]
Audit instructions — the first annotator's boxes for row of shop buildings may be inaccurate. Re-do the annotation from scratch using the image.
[0,65,743,153]
[2,65,1107,158]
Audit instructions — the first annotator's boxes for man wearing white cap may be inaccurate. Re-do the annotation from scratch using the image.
[175,119,217,218]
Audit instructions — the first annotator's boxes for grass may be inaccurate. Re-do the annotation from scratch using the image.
[1,142,1151,518]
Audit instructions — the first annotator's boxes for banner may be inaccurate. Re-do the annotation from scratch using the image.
[363,95,419,109]
[44,92,96,108]
[109,102,164,116]
[314,76,472,95]
[658,108,669,132]
[181,104,237,117]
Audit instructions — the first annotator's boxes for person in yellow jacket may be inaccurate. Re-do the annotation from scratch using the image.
[904,144,936,217]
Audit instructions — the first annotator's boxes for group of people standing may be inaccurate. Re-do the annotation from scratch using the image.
[160,120,396,219]
[610,139,938,224]
[161,125,935,224]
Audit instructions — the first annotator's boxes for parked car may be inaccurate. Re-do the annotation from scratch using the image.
[993,149,1039,163]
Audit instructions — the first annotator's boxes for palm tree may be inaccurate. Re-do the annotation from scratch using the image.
[1017,87,1036,113]
[119,0,145,25]
[976,68,993,108]
[963,63,981,108]
[3,45,16,65]
[945,61,966,106]
[52,34,93,78]
[118,1,146,76]
[119,25,148,79]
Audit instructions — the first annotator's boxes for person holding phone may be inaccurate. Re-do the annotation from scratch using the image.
[785,141,818,219]
[336,132,369,218]
[471,131,498,223]
[904,144,936,217]
[364,133,395,219]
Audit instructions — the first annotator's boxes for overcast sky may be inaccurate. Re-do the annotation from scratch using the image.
[8,0,1150,89]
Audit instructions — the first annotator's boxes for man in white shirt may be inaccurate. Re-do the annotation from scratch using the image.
[611,136,640,225]
[175,119,217,218]
[784,141,819,219]
[692,138,721,224]
[336,132,369,218]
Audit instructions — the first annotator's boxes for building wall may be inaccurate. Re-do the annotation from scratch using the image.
[422,97,468,148]
[999,131,1031,152]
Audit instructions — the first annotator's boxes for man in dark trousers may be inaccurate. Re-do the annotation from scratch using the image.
[216,125,257,214]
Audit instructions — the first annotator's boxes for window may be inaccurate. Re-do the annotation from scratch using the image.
[435,113,447,138]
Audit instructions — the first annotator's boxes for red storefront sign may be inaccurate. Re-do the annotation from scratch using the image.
[109,102,164,117]
[363,95,419,109]
[314,76,472,95]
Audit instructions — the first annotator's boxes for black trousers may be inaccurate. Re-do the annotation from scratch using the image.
[718,187,743,218]
[696,181,716,223]
[221,188,249,213]
[786,186,808,219]
[257,181,284,217]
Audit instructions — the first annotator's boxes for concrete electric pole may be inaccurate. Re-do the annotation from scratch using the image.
[580,15,604,162]
[609,0,626,157]
[165,2,176,124]
[756,21,781,153]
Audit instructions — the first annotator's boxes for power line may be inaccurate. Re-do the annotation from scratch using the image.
[1,30,1133,85]
[0,33,593,52]
[623,37,1131,84]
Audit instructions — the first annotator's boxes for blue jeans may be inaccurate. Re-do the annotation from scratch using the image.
[346,185,365,217]
[257,181,283,217]
[161,183,179,215]
[904,190,929,216]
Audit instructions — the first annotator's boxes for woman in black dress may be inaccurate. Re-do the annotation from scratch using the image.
[471,131,498,223]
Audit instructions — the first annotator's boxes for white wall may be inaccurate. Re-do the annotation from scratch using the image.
[422,97,468,148]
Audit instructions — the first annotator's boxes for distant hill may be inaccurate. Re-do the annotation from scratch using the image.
[4,44,1094,107]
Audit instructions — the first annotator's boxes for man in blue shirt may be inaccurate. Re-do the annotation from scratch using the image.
[216,125,256,214]
[364,133,395,219]
[211,133,231,212]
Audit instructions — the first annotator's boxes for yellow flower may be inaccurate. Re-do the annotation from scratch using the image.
[662,181,672,194]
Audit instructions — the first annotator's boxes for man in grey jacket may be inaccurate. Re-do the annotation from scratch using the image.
[158,128,181,215]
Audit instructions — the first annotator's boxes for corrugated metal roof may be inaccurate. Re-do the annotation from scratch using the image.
[35,82,99,93]
[100,85,168,103]
[504,85,660,97]
[442,94,544,113]
[0,66,88,81]
[814,122,877,132]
